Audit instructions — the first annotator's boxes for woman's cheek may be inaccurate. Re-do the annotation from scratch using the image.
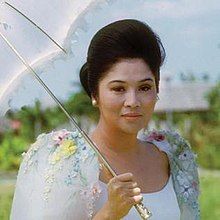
[142,93,156,105]
[104,93,123,108]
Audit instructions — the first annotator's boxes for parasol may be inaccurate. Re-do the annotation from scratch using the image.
[0,0,151,218]
[0,0,106,115]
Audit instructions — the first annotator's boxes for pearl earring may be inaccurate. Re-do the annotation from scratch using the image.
[92,99,97,106]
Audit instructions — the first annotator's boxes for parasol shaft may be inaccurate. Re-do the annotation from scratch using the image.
[0,31,152,219]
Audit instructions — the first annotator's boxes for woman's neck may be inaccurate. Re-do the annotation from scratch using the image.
[89,121,140,154]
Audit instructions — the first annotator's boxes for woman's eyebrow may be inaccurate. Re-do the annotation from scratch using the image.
[139,78,154,82]
[108,78,154,84]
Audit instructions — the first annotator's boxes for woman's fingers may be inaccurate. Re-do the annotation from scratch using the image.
[117,172,134,182]
[133,195,143,203]
[126,195,143,206]
[121,187,141,198]
[105,172,144,218]
[122,181,138,189]
[108,173,140,194]
[130,187,141,196]
[108,173,135,186]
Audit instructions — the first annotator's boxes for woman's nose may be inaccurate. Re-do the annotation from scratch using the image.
[124,91,141,108]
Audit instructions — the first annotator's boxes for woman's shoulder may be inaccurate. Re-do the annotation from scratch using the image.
[141,129,199,180]
[12,129,101,219]
[140,129,200,218]
[18,129,100,196]
[139,129,197,158]
[21,129,96,170]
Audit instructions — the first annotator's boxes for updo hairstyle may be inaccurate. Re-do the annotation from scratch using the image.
[79,19,165,98]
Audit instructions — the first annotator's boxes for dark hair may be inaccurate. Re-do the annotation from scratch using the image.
[80,19,165,97]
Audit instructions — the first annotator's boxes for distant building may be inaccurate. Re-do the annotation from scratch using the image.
[155,82,213,113]
[150,82,214,131]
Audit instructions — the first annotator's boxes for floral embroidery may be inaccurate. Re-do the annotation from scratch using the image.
[92,184,101,195]
[176,170,195,202]
[49,139,77,165]
[79,182,102,218]
[52,129,70,145]
[43,130,80,200]
[179,149,193,160]
[179,183,195,202]
[22,133,47,173]
[163,130,200,219]
[146,130,165,142]
[41,129,101,207]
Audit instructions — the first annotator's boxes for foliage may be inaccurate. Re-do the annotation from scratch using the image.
[194,82,220,169]
[65,90,99,121]
[171,82,220,169]
[205,82,220,122]
[0,133,29,171]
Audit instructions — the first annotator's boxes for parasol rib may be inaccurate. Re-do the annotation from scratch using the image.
[4,1,67,54]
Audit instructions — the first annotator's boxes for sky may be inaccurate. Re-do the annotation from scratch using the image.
[85,0,220,82]
[57,0,220,88]
[1,0,220,112]
[56,0,220,98]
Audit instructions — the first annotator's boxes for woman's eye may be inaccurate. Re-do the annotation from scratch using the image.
[112,87,125,92]
[139,86,151,92]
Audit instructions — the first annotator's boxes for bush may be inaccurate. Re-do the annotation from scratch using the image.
[0,134,29,171]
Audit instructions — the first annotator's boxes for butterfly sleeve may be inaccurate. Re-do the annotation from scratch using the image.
[10,130,100,220]
[165,130,200,220]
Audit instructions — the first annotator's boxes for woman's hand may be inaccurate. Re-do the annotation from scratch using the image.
[105,172,143,219]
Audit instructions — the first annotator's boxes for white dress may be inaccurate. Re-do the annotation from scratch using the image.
[94,175,180,219]
[11,129,200,219]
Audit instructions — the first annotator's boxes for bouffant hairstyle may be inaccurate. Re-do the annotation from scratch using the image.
[80,19,165,98]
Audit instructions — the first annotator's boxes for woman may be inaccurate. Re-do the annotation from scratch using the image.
[10,19,200,219]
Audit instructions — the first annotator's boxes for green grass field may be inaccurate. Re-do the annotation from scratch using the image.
[199,174,220,219]
[0,182,14,220]
[0,173,219,219]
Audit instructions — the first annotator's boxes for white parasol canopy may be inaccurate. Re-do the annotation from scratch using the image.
[0,0,113,115]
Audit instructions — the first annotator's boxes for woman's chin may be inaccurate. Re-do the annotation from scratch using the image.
[120,124,144,135]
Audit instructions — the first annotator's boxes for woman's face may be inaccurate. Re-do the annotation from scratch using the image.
[95,58,157,134]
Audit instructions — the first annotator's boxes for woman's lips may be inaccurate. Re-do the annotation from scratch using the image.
[122,113,142,120]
